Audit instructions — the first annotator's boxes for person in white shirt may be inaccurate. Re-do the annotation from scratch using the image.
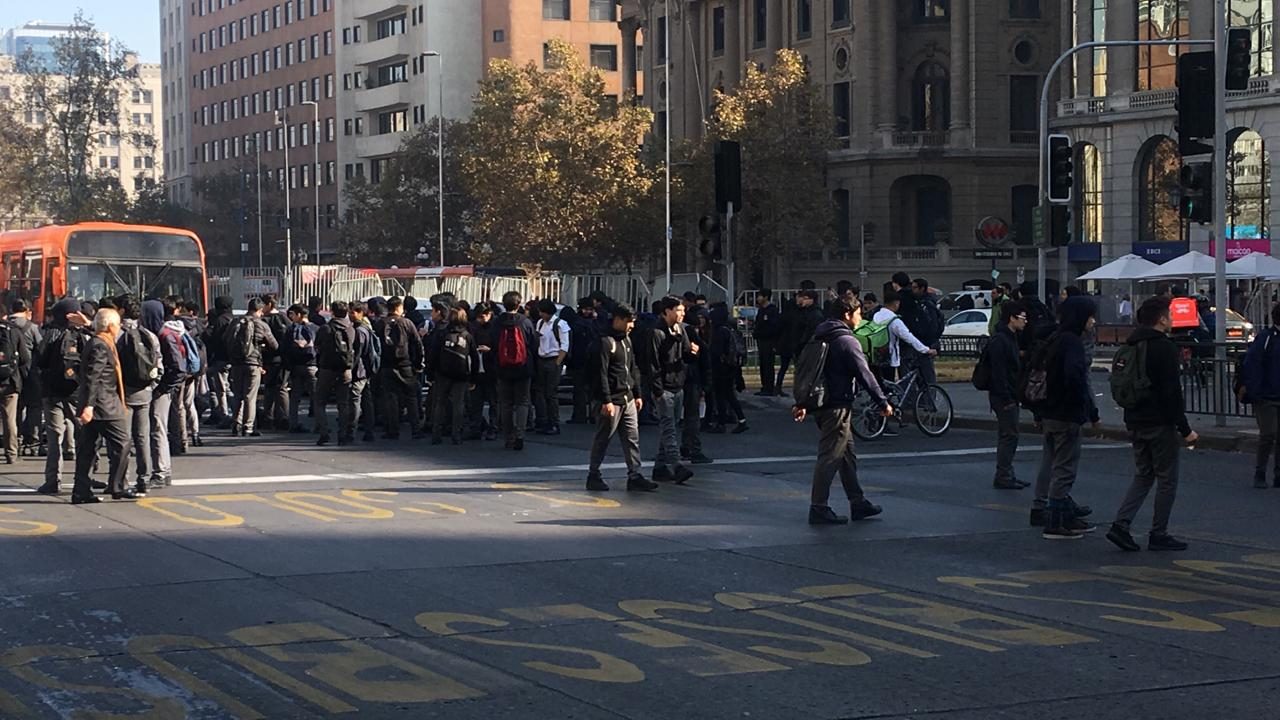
[872,290,936,378]
[533,299,570,435]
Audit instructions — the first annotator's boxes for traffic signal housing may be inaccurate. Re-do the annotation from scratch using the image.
[1047,134,1073,205]
[698,215,722,260]
[1050,205,1071,247]
[1176,51,1215,157]
[1226,28,1253,91]
[1179,161,1213,224]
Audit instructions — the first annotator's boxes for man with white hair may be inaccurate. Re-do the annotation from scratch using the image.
[71,308,134,503]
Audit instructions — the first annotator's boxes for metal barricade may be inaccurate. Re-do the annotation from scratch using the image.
[1178,342,1251,418]
[937,336,988,358]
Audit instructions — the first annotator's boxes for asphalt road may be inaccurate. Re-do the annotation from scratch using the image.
[0,407,1277,719]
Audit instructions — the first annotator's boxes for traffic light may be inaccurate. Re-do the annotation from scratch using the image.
[1179,161,1213,223]
[698,215,722,260]
[1226,28,1253,91]
[1046,134,1073,205]
[1050,205,1071,247]
[714,141,742,214]
[1176,51,1215,157]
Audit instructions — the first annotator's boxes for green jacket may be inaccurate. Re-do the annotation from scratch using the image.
[987,296,1006,336]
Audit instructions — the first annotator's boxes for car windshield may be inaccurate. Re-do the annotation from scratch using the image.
[66,262,205,311]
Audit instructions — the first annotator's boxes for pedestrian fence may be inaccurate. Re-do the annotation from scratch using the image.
[560,274,652,311]
[1177,342,1251,418]
[653,273,729,305]
[938,336,988,358]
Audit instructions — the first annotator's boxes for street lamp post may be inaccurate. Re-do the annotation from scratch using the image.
[254,135,263,268]
[421,51,445,268]
[275,109,292,288]
[303,100,320,277]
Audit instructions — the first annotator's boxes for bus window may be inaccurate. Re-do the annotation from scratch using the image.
[19,251,42,304]
[44,257,61,313]
[0,252,17,312]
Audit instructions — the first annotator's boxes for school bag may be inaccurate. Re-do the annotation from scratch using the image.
[792,340,830,411]
[119,325,160,389]
[853,314,895,365]
[439,327,472,380]
[1110,339,1153,410]
[0,321,19,384]
[325,320,354,370]
[498,321,529,370]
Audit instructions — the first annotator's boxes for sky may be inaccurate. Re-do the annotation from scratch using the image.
[0,2,160,62]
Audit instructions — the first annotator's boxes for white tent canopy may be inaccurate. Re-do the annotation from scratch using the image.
[1226,251,1280,280]
[1077,254,1160,281]
[1136,250,1250,280]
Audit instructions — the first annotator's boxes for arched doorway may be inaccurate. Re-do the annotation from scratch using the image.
[911,61,950,131]
[890,175,952,247]
[1227,127,1270,240]
[1136,135,1186,244]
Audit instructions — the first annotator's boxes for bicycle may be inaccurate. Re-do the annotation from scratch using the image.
[852,367,953,440]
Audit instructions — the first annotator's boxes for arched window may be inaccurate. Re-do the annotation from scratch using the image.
[1228,0,1275,77]
[1137,136,1186,244]
[1076,144,1104,244]
[1136,0,1189,90]
[912,61,950,131]
[1227,128,1270,239]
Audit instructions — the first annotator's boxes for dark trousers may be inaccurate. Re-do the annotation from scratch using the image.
[569,366,591,422]
[533,357,561,429]
[713,368,745,424]
[775,353,793,394]
[1113,426,1181,536]
[73,417,128,497]
[1034,419,1083,509]
[497,377,531,443]
[381,371,419,438]
[588,401,641,478]
[313,368,352,440]
[757,339,776,394]
[469,377,497,434]
[992,402,1020,483]
[1255,400,1280,479]
[431,376,469,442]
[811,407,866,506]
[681,384,702,457]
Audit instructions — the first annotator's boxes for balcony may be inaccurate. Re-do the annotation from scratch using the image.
[355,0,408,20]
[1058,75,1279,118]
[349,33,414,67]
[354,81,412,113]
[355,132,405,159]
[886,130,950,148]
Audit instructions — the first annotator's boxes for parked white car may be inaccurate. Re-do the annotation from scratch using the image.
[939,289,993,312]
[942,308,993,338]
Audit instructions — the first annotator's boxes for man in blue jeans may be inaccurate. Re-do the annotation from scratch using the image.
[641,296,697,485]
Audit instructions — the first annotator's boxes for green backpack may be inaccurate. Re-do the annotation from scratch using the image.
[1110,339,1153,410]
[853,314,895,365]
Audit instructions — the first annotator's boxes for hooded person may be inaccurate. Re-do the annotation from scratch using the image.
[204,296,236,425]
[34,298,90,496]
[143,298,186,489]
[707,304,747,434]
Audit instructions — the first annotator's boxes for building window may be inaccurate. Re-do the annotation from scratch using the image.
[377,110,407,135]
[344,118,353,136]
[543,0,570,20]
[832,81,850,140]
[656,16,667,62]
[590,45,618,71]
[1008,74,1038,141]
[832,0,851,26]
[911,61,950,131]
[493,29,506,43]
[1229,0,1275,78]
[1076,144,1104,244]
[797,0,812,39]
[1228,129,1270,240]
[1011,185,1039,245]
[915,0,949,20]
[713,6,726,56]
[1137,0,1188,90]
[589,0,616,21]
[1009,0,1040,18]
[376,14,406,39]
[1138,135,1187,244]
[376,62,408,86]
[753,0,768,46]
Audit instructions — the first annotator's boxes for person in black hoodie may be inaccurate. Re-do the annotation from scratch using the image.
[565,302,597,424]
[428,305,479,445]
[753,289,782,396]
[709,303,748,434]
[1035,295,1101,540]
[585,303,656,493]
[641,296,696,484]
[205,296,235,427]
[792,297,892,524]
[259,294,291,431]
[313,301,356,446]
[787,290,825,389]
[380,297,425,440]
[468,302,500,441]
[34,298,90,495]
[1105,297,1198,552]
[987,301,1028,490]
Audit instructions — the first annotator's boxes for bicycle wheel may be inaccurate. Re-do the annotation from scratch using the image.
[914,384,953,437]
[852,390,886,440]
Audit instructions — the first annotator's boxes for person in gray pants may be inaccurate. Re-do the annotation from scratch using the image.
[227,298,278,436]
[640,296,696,485]
[1106,297,1198,552]
[35,298,90,496]
[117,298,161,494]
[984,301,1028,489]
[585,304,654,492]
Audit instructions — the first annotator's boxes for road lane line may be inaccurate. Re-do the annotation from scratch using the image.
[167,444,1128,487]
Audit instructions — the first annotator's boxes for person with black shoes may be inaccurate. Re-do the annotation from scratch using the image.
[680,306,713,464]
[428,305,479,445]
[1105,297,1197,552]
[226,298,278,437]
[313,301,356,446]
[71,309,133,503]
[494,292,537,450]
[258,294,291,431]
[793,297,892,525]
[641,296,696,485]
[34,299,89,496]
[147,299,187,486]
[1242,305,1280,488]
[468,302,500,441]
[533,299,569,436]
[709,303,749,434]
[986,300,1028,490]
[172,299,206,452]
[380,297,426,441]
[8,299,42,455]
[0,306,30,464]
[1035,296,1100,540]
[204,296,235,427]
[753,289,781,396]
[117,297,161,495]
[284,303,318,433]
[585,304,655,492]
[566,300,599,425]
[349,301,379,443]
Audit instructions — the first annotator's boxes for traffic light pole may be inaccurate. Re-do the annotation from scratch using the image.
[1214,0,1228,427]
[725,202,735,307]
[1037,38,1212,302]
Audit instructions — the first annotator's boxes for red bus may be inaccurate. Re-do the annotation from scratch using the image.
[0,222,209,321]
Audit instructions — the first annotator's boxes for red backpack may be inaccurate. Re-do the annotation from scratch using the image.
[497,322,528,369]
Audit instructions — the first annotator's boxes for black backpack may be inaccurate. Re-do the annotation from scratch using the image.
[382,318,410,366]
[325,320,354,370]
[1018,332,1062,409]
[792,340,830,411]
[439,327,472,380]
[227,317,255,363]
[41,328,84,396]
[119,325,160,390]
[971,343,992,392]
[0,321,19,384]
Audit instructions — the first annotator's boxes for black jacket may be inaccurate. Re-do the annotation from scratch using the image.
[470,318,499,379]
[316,317,357,372]
[753,302,781,341]
[381,315,425,377]
[495,312,537,381]
[642,320,694,395]
[792,303,824,355]
[205,300,235,363]
[589,329,640,405]
[1041,297,1099,425]
[262,311,289,366]
[987,324,1021,408]
[1122,326,1191,437]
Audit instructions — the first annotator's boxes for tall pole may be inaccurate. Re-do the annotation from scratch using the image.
[255,136,263,268]
[664,2,672,292]
[304,100,319,275]
[1213,0,1228,426]
[278,110,292,290]
[423,51,445,268]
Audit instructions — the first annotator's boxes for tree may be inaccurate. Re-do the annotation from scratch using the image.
[191,169,285,266]
[704,49,837,270]
[461,39,659,270]
[0,95,44,227]
[17,13,154,222]
[340,122,475,266]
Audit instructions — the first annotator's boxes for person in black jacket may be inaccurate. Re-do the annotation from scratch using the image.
[986,301,1028,490]
[641,296,697,484]
[259,294,291,431]
[0,307,32,464]
[709,303,748,433]
[791,290,824,365]
[284,303,318,433]
[752,289,782,395]
[428,305,479,446]
[1105,297,1198,553]
[35,298,90,495]
[585,304,655,493]
[204,296,235,427]
[72,309,133,503]
[1035,295,1101,540]
[468,302,500,441]
[380,297,426,441]
[494,292,537,450]
[314,301,357,446]
[681,306,713,463]
[566,301,598,424]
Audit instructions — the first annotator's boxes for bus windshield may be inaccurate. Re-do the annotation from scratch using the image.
[66,262,205,310]
[67,230,202,263]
